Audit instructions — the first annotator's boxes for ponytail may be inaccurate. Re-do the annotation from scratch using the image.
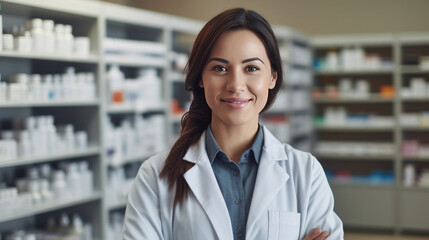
[159,92,211,206]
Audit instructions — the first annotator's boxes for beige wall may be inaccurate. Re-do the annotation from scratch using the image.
[103,0,429,35]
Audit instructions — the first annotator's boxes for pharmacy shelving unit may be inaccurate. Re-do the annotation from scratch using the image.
[312,34,399,231]
[0,0,104,238]
[262,26,313,151]
[165,16,202,144]
[397,33,429,233]
[100,3,174,239]
[312,33,429,234]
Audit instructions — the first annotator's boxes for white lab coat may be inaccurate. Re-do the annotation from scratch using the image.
[123,126,344,239]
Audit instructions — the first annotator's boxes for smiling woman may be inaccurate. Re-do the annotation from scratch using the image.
[123,8,344,240]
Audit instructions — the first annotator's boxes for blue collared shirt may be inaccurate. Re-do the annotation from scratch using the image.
[205,125,263,240]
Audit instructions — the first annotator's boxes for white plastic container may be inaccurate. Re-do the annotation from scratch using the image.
[3,34,14,51]
[403,164,415,186]
[64,25,74,55]
[74,36,90,56]
[43,19,55,53]
[31,18,44,53]
[107,65,124,105]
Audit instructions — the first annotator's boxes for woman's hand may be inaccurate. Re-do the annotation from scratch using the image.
[303,228,330,240]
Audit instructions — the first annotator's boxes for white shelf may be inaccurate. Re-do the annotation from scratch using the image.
[401,97,429,102]
[315,126,394,131]
[0,51,99,63]
[0,192,102,223]
[315,153,394,161]
[108,154,151,167]
[105,57,167,68]
[402,156,429,161]
[107,103,166,114]
[315,68,394,75]
[0,146,100,169]
[313,95,393,103]
[398,32,429,45]
[330,182,395,189]
[312,33,395,47]
[106,198,127,211]
[401,65,429,73]
[2,0,101,17]
[0,100,100,108]
[402,126,429,131]
[401,186,429,191]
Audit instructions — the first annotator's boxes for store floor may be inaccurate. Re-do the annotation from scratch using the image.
[346,232,429,240]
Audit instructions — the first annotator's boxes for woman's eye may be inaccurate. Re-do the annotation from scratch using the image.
[213,65,227,72]
[246,66,259,72]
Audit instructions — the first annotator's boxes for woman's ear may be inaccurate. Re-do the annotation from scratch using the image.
[199,80,204,88]
[269,72,278,89]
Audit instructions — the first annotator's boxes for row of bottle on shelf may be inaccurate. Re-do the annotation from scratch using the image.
[315,141,395,156]
[314,47,394,71]
[402,112,429,128]
[0,67,96,103]
[403,164,429,187]
[261,114,312,143]
[313,79,394,100]
[326,165,429,187]
[325,169,395,186]
[283,67,312,86]
[315,107,394,127]
[107,166,135,207]
[401,77,429,99]
[107,65,163,108]
[0,115,89,161]
[278,43,312,66]
[104,114,166,166]
[269,90,311,112]
[317,140,429,158]
[0,160,94,217]
[104,37,166,65]
[402,140,429,158]
[108,212,125,240]
[0,212,93,240]
[0,16,90,56]
[314,107,429,128]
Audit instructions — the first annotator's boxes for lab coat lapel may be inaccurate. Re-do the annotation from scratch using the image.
[183,132,234,240]
[246,127,290,232]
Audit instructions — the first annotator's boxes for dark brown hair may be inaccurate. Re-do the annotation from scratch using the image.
[159,8,283,206]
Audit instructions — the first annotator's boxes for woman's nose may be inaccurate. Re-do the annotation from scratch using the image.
[226,71,246,92]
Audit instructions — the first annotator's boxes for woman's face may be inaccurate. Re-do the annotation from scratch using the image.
[201,29,277,129]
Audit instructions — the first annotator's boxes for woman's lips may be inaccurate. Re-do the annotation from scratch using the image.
[221,98,251,109]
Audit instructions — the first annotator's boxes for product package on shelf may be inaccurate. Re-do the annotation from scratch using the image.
[0,115,90,162]
[104,38,166,65]
[0,67,96,103]
[1,212,93,240]
[1,17,90,56]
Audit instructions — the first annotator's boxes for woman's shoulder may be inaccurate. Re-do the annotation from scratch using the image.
[138,151,169,176]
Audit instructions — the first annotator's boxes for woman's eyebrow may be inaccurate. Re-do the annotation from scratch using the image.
[207,57,229,64]
[242,57,264,64]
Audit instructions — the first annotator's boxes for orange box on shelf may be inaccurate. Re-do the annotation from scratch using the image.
[380,85,395,99]
[171,99,185,115]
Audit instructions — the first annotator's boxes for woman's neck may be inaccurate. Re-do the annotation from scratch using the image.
[210,121,259,164]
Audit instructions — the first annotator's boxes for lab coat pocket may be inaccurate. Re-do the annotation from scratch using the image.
[268,210,301,240]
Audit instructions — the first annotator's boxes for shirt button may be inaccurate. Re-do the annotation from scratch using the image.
[236,199,242,205]
[237,232,244,238]
[233,171,239,176]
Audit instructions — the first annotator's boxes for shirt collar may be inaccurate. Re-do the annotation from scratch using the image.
[205,124,264,164]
